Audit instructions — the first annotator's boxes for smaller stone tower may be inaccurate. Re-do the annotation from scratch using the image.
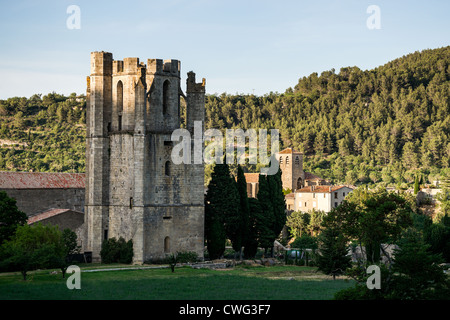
[277,148,305,191]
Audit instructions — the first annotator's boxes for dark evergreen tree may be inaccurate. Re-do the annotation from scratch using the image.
[414,175,419,194]
[204,162,239,259]
[236,165,250,259]
[316,224,352,280]
[244,198,261,259]
[255,174,275,254]
[268,165,286,241]
[0,191,27,246]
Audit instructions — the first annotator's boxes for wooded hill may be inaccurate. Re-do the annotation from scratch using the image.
[0,46,449,187]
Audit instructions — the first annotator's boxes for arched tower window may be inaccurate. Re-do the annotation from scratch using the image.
[117,80,123,131]
[164,236,170,253]
[165,161,171,176]
[279,156,283,165]
[297,177,303,189]
[295,156,300,166]
[286,156,289,164]
[163,80,170,116]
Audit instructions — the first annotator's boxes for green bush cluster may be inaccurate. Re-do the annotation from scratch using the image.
[100,237,134,264]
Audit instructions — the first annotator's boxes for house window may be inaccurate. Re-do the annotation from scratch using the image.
[129,197,133,209]
[334,192,338,199]
[343,192,346,197]
[313,193,316,198]
[334,202,338,208]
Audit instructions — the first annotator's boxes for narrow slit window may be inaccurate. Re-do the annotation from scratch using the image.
[165,161,171,176]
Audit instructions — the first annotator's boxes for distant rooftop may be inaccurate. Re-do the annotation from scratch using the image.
[277,148,302,154]
[295,185,351,193]
[243,173,261,183]
[0,172,85,189]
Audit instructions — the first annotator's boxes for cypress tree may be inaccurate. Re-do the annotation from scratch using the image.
[256,174,275,255]
[414,175,420,194]
[316,225,352,280]
[268,165,286,244]
[204,162,240,260]
[236,165,250,259]
[244,198,261,259]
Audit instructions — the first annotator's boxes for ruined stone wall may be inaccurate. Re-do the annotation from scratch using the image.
[85,51,205,264]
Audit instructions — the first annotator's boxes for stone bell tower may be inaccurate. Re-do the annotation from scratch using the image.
[84,51,205,263]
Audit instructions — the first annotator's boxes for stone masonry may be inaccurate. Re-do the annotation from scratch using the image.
[85,51,205,264]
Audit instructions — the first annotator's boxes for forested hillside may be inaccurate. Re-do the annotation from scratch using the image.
[0,46,449,187]
[206,46,450,186]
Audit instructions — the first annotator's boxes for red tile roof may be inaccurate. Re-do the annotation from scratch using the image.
[304,172,324,181]
[0,172,85,189]
[277,148,302,154]
[27,208,82,224]
[244,173,261,183]
[285,193,295,198]
[295,185,349,193]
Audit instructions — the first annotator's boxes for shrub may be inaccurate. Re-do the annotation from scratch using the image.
[175,251,199,263]
[100,237,133,264]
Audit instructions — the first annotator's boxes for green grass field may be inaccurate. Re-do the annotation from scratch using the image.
[0,264,355,300]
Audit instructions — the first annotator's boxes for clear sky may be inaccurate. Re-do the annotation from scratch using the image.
[0,0,449,98]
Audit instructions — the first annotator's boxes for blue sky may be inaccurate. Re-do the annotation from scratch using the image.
[0,0,449,98]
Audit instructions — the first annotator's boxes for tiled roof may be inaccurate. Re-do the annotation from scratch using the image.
[243,173,261,183]
[277,148,302,154]
[304,172,324,181]
[0,172,85,189]
[295,185,349,193]
[285,193,295,198]
[27,208,83,224]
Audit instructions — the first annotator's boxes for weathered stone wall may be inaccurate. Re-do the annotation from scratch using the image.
[143,205,204,262]
[1,188,85,216]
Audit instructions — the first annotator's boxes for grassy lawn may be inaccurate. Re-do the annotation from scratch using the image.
[0,264,355,300]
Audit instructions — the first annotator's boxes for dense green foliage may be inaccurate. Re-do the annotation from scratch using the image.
[0,92,86,173]
[205,163,286,259]
[0,223,75,280]
[316,224,352,280]
[204,162,239,259]
[100,237,134,264]
[335,228,450,300]
[0,190,27,245]
[286,209,326,240]
[236,165,250,257]
[1,47,449,188]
